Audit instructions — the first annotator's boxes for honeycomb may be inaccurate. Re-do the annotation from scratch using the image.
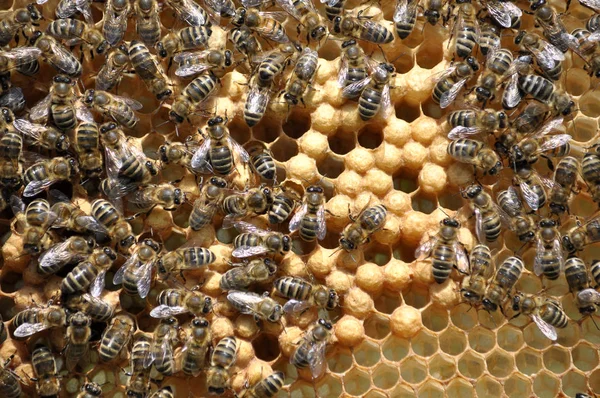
[0,0,600,396]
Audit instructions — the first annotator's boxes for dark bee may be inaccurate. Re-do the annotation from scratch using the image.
[31,345,60,398]
[432,57,479,108]
[0,4,42,47]
[129,40,173,100]
[103,0,129,46]
[332,15,394,44]
[512,292,568,341]
[482,256,523,313]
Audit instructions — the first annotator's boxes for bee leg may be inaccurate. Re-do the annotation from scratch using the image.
[179,271,187,284]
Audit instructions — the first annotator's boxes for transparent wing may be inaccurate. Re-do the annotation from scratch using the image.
[233,220,269,235]
[440,77,468,109]
[342,76,371,98]
[307,340,327,379]
[168,0,208,26]
[113,253,138,284]
[75,0,94,24]
[29,94,51,122]
[90,270,106,297]
[275,0,304,20]
[227,291,262,314]
[245,85,269,115]
[283,299,310,314]
[149,305,188,318]
[0,87,25,110]
[227,136,250,163]
[533,238,545,276]
[394,0,410,23]
[10,195,25,215]
[499,186,522,217]
[539,134,571,153]
[134,261,154,299]
[553,239,564,272]
[175,63,212,77]
[454,242,469,274]
[577,288,600,304]
[24,178,59,197]
[415,238,435,260]
[190,137,212,172]
[13,119,45,141]
[56,0,77,18]
[337,56,348,88]
[474,208,485,244]
[519,180,541,211]
[76,215,109,234]
[14,322,50,337]
[317,205,326,241]
[289,203,307,233]
[532,314,557,341]
[380,84,392,119]
[38,240,78,272]
[232,245,269,258]
[502,73,523,109]
[320,0,340,5]
[580,0,600,10]
[486,0,521,28]
[447,126,481,139]
[0,47,42,65]
[47,39,81,76]
[531,117,564,139]
[75,101,95,123]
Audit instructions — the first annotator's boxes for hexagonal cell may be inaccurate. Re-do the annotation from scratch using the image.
[411,330,439,357]
[342,368,371,397]
[364,314,391,340]
[582,316,600,344]
[523,322,553,350]
[533,370,561,398]
[400,357,428,384]
[392,242,417,263]
[437,192,464,211]
[486,348,515,379]
[271,135,299,162]
[504,373,532,397]
[429,353,456,382]
[569,115,597,142]
[561,369,588,398]
[364,242,392,266]
[0,271,24,293]
[416,40,444,69]
[417,380,445,398]
[497,324,524,352]
[357,124,384,149]
[458,350,485,379]
[516,347,543,376]
[572,342,599,372]
[543,346,571,375]
[395,100,421,123]
[290,381,316,398]
[475,375,503,398]
[282,110,311,139]
[477,306,505,330]
[439,327,467,356]
[353,340,381,368]
[328,129,355,155]
[579,89,600,117]
[373,293,402,314]
[446,378,474,397]
[411,191,437,214]
[364,391,387,398]
[565,68,590,96]
[372,363,400,390]
[402,284,430,309]
[317,155,344,179]
[450,303,478,331]
[252,334,280,361]
[392,169,419,194]
[382,336,410,362]
[467,326,495,354]
[327,348,353,374]
[590,369,600,394]
[422,305,449,332]
[316,374,343,398]
[390,383,417,398]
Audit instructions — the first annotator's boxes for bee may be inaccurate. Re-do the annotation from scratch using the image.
[103,0,129,46]
[509,117,570,171]
[289,185,326,241]
[511,292,568,341]
[460,243,494,306]
[511,102,549,136]
[466,48,513,107]
[0,4,42,47]
[256,42,303,90]
[205,0,235,18]
[239,371,285,398]
[95,44,129,92]
[173,49,233,78]
[37,235,95,276]
[432,56,479,108]
[129,183,185,212]
[571,28,600,78]
[232,7,290,43]
[446,109,507,139]
[275,0,328,42]
[169,73,219,124]
[64,311,91,370]
[46,18,108,56]
[534,5,579,54]
[222,185,273,226]
[220,258,278,291]
[423,0,444,26]
[337,39,368,98]
[501,54,534,111]
[588,14,600,32]
[98,314,135,362]
[48,190,106,235]
[478,20,501,56]
[332,15,394,44]
[513,166,550,211]
[13,305,67,338]
[0,355,22,398]
[156,26,212,59]
[496,186,536,243]
[515,31,564,81]
[582,149,600,204]
[416,217,469,284]
[0,87,26,114]
[232,220,292,258]
[31,345,60,398]
[29,30,82,77]
[244,76,270,127]
[83,89,143,129]
[12,119,69,152]
[246,142,276,182]
[129,40,173,100]
[150,288,213,318]
[113,239,161,299]
[346,62,396,121]
[275,276,339,315]
[74,122,103,178]
[229,25,262,61]
[340,204,387,252]
[269,184,301,225]
[10,196,57,255]
[90,199,135,253]
[564,257,599,317]
[190,114,250,175]
[482,256,523,313]
[189,176,228,230]
[393,0,418,40]
[150,387,174,398]
[63,293,115,322]
[126,336,152,397]
[23,156,78,197]
[482,0,522,28]
[291,318,332,378]
[61,247,117,297]
[461,184,502,243]
[134,0,161,47]
[447,138,502,176]
[77,382,103,398]
[158,140,197,171]
[533,219,564,281]
[227,291,283,323]
[282,47,319,107]
[165,0,211,27]
[144,317,180,376]
[0,47,42,78]
[548,156,579,215]
[591,259,600,289]
[181,317,211,377]
[43,0,93,23]
[561,214,600,254]
[452,1,479,59]
[518,75,575,117]
[207,336,238,395]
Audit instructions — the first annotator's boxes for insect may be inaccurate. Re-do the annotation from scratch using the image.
[447,138,502,176]
[497,187,536,243]
[534,219,564,281]
[126,336,152,397]
[204,0,235,18]
[432,56,479,108]
[460,243,494,306]
[0,87,26,114]
[83,90,143,129]
[291,318,332,378]
[181,317,211,377]
[232,220,292,258]
[0,47,42,79]
[281,47,319,107]
[173,49,233,78]
[41,0,93,23]
[517,74,575,117]
[76,382,103,398]
[461,184,502,243]
[344,61,396,121]
[466,48,514,107]
[565,257,600,317]
[46,18,108,56]
[246,141,276,182]
[133,0,161,47]
[275,276,339,315]
[150,288,213,318]
[482,256,523,313]
[582,149,600,204]
[452,1,479,59]
[13,119,69,152]
[0,4,42,47]
[227,291,283,323]
[515,31,564,81]
[482,0,522,28]
[238,371,285,398]
[513,166,550,212]
[169,73,219,124]
[31,345,60,398]
[95,44,129,92]
[332,14,394,44]
[61,246,117,297]
[37,235,94,276]
[478,19,501,56]
[501,54,534,111]
[113,239,161,299]
[268,183,301,225]
[446,109,507,139]
[276,0,327,43]
[129,40,173,100]
[207,336,238,395]
[339,204,387,252]
[103,0,129,46]
[229,25,262,61]
[189,176,228,230]
[156,26,212,59]
[10,196,57,255]
[144,317,180,376]
[337,39,369,98]
[393,0,418,40]
[13,305,67,337]
[511,292,568,341]
[98,314,135,362]
[534,5,579,54]
[164,0,211,27]
[191,114,250,175]
[232,7,290,43]
[244,75,270,127]
[222,185,273,227]
[48,190,106,235]
[0,355,22,398]
[129,183,185,212]
[289,184,326,241]
[63,293,115,322]
[64,311,92,370]
[29,30,82,76]
[90,198,135,253]
[562,214,600,253]
[73,121,103,178]
[220,258,278,290]
[149,387,174,398]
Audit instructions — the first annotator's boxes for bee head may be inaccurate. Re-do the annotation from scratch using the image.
[511,294,522,311]
[539,219,556,228]
[317,318,333,330]
[514,30,526,45]
[482,298,497,312]
[27,4,42,22]
[339,237,355,251]
[103,247,117,260]
[83,89,95,105]
[562,235,575,253]
[463,184,481,199]
[465,56,479,71]
[488,161,502,176]
[282,235,291,252]
[174,188,183,205]
[311,26,327,41]
[549,202,566,214]
[224,50,233,67]
[307,185,323,193]
[145,161,158,176]
[283,92,298,105]
[498,112,508,128]
[1,108,13,123]
[29,30,42,45]
[442,218,459,228]
[159,145,169,162]
[208,116,224,126]
[341,39,356,49]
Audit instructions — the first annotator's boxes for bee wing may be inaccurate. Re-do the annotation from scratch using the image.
[29,94,52,122]
[9,195,25,215]
[1,47,42,64]
[149,305,188,318]
[415,238,435,260]
[0,87,25,110]
[283,299,310,314]
[24,178,58,197]
[538,134,571,153]
[76,215,109,234]
[380,83,392,119]
[55,0,78,18]
[447,126,481,139]
[89,269,106,298]
[342,76,372,98]
[233,220,269,235]
[14,322,51,337]
[307,340,327,379]
[532,314,557,341]
[577,288,600,304]
[170,0,208,26]
[47,39,81,76]
[258,11,291,23]
[13,119,45,141]
[553,238,565,272]
[134,260,154,299]
[534,238,545,276]
[540,41,565,62]
[502,73,523,109]
[232,245,270,258]
[104,147,123,180]
[394,0,412,23]
[486,0,521,28]
[75,101,95,123]
[255,16,290,43]
[36,0,48,3]
[337,55,349,88]
[320,0,340,5]
[227,136,250,163]
[474,208,485,244]
[519,180,542,211]
[440,77,468,109]
[317,205,327,241]
[245,84,270,114]
[175,62,212,77]
[580,0,600,10]
[289,203,308,233]
[275,0,306,19]
[75,0,94,24]
[39,240,81,273]
[227,291,261,314]
[454,242,469,274]
[190,137,212,172]
[531,117,564,139]
[113,253,138,285]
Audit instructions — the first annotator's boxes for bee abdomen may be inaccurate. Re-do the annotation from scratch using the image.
[358,87,381,121]
[210,146,233,175]
[61,263,98,295]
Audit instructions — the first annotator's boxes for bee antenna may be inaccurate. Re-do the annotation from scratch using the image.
[329,246,343,257]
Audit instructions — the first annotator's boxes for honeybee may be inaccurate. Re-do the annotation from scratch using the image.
[64,311,92,370]
[229,25,262,61]
[346,61,396,121]
[181,317,211,377]
[496,186,536,243]
[511,292,568,341]
[222,185,273,226]
[446,109,507,139]
[83,89,143,129]
[126,336,152,397]
[591,259,600,289]
[513,166,550,211]
[31,345,60,398]
[207,336,238,395]
[61,247,117,297]
[561,214,600,253]
[478,20,501,56]
[158,140,197,171]
[134,0,161,47]
[534,5,579,54]
[95,44,129,92]
[150,288,212,318]
[29,30,82,77]
[227,291,283,323]
[150,387,174,398]
[467,48,514,107]
[275,276,339,315]
[129,183,185,212]
[10,196,57,255]
[174,49,233,78]
[282,47,319,107]
[232,7,290,43]
[90,199,135,253]
[0,355,22,398]
[549,156,579,214]
[48,190,106,235]
[189,176,228,230]
[582,149,600,204]
[41,0,93,23]
[232,220,292,258]
[332,14,394,44]
[13,119,69,152]
[501,54,534,111]
[291,318,332,378]
[77,382,103,398]
[129,40,173,100]
[509,118,570,172]
[239,371,285,398]
[246,142,276,182]
[244,76,270,127]
[156,26,212,60]
[460,243,494,305]
[0,4,42,47]
[98,314,135,362]
[113,239,161,299]
[564,257,600,317]
[0,87,26,114]
[432,56,479,108]
[269,183,301,224]
[481,0,522,28]
[103,0,129,46]
[447,138,502,176]
[337,39,369,98]
[0,47,42,78]
[533,218,564,281]
[452,1,479,59]
[169,73,219,124]
[515,31,564,81]
[289,185,326,241]
[13,305,66,338]
[393,0,418,40]
[276,0,327,42]
[64,293,115,322]
[517,74,575,117]
[220,258,278,290]
[46,18,108,56]
[37,235,94,276]
[145,317,179,376]
[191,114,250,175]
[482,256,523,313]
[423,0,444,25]
[339,204,387,252]
[165,0,210,27]
[461,184,502,243]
